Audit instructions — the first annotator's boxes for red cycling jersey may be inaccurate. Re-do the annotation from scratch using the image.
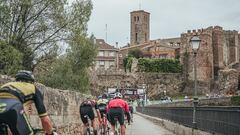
[107,98,129,113]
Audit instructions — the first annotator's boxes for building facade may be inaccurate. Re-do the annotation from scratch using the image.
[130,10,150,45]
[118,38,181,69]
[180,26,240,81]
[95,39,119,70]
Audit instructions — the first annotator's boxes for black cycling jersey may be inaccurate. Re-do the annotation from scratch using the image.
[80,100,99,110]
[0,82,47,117]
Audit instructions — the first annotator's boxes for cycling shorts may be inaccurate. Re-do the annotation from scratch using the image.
[80,105,94,124]
[98,104,107,118]
[0,98,33,135]
[108,107,124,126]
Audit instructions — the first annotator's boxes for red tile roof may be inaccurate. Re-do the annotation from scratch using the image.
[96,39,118,50]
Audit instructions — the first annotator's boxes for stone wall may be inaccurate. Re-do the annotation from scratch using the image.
[0,75,86,135]
[217,69,239,95]
[89,70,183,99]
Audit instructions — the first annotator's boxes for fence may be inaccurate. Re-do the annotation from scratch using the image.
[137,106,240,135]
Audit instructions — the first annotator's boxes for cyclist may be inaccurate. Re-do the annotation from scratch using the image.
[80,96,101,135]
[107,92,130,135]
[97,93,109,118]
[0,70,55,135]
[126,102,133,123]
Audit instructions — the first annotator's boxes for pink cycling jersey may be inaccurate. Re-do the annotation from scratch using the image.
[107,98,129,113]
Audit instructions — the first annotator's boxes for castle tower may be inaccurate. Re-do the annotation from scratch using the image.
[130,10,150,45]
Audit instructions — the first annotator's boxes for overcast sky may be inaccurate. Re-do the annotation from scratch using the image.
[87,0,240,47]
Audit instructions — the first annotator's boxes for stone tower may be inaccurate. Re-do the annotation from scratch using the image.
[130,10,150,46]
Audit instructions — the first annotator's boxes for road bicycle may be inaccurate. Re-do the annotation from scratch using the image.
[33,128,58,135]
[0,123,58,135]
[113,117,121,135]
[84,115,94,135]
[100,113,109,135]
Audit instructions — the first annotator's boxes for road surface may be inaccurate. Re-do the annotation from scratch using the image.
[126,114,174,135]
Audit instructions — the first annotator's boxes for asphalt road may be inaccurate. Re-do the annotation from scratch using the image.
[126,114,175,135]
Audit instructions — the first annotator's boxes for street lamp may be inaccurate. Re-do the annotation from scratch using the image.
[142,84,146,106]
[190,35,201,129]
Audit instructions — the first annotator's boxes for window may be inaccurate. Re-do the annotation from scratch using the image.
[135,33,138,43]
[134,16,136,22]
[99,61,104,66]
[137,16,139,22]
[109,52,115,57]
[98,51,104,56]
[110,61,115,66]
[159,54,167,59]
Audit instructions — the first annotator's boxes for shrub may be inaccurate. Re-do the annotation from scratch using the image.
[231,96,240,105]
[138,58,182,73]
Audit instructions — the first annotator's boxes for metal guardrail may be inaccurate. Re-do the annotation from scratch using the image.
[137,106,240,135]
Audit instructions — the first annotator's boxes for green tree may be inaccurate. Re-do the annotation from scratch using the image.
[0,41,23,75]
[128,48,143,59]
[35,36,97,92]
[0,0,93,70]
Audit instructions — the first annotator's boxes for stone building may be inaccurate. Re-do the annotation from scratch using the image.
[118,38,181,68]
[180,26,240,92]
[180,26,240,82]
[130,10,150,45]
[94,39,119,70]
[118,10,180,69]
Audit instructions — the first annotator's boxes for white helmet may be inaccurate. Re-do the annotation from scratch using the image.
[114,92,122,99]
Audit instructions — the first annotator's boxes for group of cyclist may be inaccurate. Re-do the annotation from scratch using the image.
[0,70,133,135]
[80,92,133,135]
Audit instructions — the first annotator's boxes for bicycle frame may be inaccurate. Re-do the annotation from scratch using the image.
[84,115,94,135]
[100,113,109,135]
[0,123,49,135]
[114,118,121,135]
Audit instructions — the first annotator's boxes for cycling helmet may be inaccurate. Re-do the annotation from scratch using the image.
[102,93,108,99]
[98,95,102,99]
[114,92,122,99]
[15,70,35,82]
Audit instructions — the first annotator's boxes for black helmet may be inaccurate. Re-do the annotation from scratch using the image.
[102,93,108,99]
[15,70,35,82]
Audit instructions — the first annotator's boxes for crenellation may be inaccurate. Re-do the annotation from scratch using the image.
[214,26,223,30]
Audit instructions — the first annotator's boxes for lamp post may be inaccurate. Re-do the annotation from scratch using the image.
[190,35,201,129]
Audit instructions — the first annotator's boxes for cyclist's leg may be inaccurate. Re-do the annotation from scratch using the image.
[80,106,89,135]
[99,111,104,134]
[116,109,125,135]
[108,109,117,134]
[87,107,97,135]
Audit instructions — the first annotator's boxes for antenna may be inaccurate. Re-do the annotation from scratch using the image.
[105,24,108,42]
[139,0,141,10]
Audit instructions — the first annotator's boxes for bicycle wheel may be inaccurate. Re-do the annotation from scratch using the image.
[86,128,91,135]
[100,124,104,135]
